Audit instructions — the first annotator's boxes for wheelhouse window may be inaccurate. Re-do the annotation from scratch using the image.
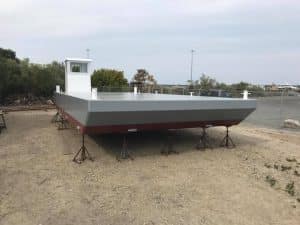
[70,62,88,73]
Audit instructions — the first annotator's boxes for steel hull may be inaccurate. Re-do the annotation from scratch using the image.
[55,92,256,134]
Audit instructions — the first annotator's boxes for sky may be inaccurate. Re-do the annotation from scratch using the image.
[1,0,300,85]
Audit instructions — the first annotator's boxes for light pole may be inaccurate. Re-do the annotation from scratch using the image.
[190,49,195,84]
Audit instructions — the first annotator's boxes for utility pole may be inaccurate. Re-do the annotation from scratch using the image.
[86,48,90,58]
[190,49,195,84]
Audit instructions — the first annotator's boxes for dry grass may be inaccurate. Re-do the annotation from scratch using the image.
[0,110,300,225]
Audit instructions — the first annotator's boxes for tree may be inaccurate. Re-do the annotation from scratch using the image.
[0,48,17,61]
[230,81,264,97]
[215,82,229,90]
[187,80,199,86]
[91,69,128,91]
[0,47,66,103]
[231,81,250,91]
[0,49,22,102]
[46,61,65,90]
[29,64,51,96]
[131,69,157,92]
[198,74,216,91]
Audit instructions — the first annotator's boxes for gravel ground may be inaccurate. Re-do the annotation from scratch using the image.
[0,110,300,225]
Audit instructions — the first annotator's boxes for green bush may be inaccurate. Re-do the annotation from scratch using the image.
[91,69,128,90]
[0,47,64,103]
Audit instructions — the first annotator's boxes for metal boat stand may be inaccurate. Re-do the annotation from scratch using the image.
[161,131,179,156]
[117,134,134,161]
[73,135,93,164]
[56,113,69,130]
[220,126,236,148]
[51,111,60,123]
[0,110,7,134]
[196,126,212,150]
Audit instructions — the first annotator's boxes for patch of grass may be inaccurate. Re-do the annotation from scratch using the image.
[294,170,300,177]
[281,165,292,171]
[286,157,297,163]
[285,182,295,196]
[274,164,279,170]
[264,163,272,168]
[297,198,300,203]
[265,175,276,187]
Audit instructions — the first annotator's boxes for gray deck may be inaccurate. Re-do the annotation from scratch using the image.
[68,92,253,101]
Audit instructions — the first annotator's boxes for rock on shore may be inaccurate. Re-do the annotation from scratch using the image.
[284,119,300,129]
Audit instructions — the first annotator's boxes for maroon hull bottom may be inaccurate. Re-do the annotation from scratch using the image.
[59,109,241,134]
[83,120,240,134]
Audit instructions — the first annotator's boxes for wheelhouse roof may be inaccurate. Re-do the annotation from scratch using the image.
[65,58,92,63]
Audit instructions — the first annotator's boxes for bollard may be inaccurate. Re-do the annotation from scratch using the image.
[91,88,98,100]
[56,85,61,93]
[134,86,138,95]
[242,90,249,100]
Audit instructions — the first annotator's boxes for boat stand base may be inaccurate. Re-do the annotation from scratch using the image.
[0,111,7,134]
[196,127,212,150]
[161,134,179,156]
[117,135,134,161]
[51,111,60,123]
[52,110,69,130]
[57,115,69,130]
[73,135,93,164]
[220,126,236,148]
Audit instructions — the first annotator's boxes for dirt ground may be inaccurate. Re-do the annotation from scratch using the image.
[0,110,300,225]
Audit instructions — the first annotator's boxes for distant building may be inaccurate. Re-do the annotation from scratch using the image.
[264,84,278,91]
[277,85,298,90]
[264,84,299,92]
